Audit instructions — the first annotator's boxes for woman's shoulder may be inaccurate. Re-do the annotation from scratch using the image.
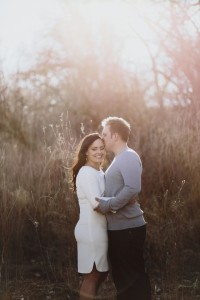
[76,166,104,185]
[77,166,103,177]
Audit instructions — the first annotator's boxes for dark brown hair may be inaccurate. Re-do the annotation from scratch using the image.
[71,133,104,192]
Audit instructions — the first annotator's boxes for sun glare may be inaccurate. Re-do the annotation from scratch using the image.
[69,0,161,70]
[0,0,62,72]
[0,0,163,74]
[56,1,162,69]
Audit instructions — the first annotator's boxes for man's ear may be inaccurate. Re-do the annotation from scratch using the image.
[113,132,119,141]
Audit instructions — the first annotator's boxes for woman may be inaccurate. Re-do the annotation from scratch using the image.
[71,133,108,300]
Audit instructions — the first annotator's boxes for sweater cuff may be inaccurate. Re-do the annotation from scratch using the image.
[99,197,116,214]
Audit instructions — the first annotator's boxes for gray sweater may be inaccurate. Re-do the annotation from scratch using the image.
[98,146,146,230]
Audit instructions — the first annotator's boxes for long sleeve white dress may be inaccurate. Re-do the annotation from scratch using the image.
[74,166,109,274]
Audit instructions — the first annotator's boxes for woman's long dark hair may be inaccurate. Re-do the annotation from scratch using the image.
[71,133,103,192]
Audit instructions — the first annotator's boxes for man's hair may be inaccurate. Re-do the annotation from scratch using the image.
[101,116,131,142]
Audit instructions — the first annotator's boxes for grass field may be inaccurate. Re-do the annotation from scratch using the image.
[0,107,200,299]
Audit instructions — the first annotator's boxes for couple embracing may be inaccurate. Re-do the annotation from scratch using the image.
[71,116,151,300]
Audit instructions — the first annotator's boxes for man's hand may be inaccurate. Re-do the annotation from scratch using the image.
[94,197,102,213]
[94,205,102,213]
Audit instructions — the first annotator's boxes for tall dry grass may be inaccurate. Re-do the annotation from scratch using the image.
[0,114,79,292]
[138,107,200,298]
[0,105,200,299]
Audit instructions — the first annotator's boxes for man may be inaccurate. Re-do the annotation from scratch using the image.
[95,116,151,300]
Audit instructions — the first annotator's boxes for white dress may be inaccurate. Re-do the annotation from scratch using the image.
[74,166,109,274]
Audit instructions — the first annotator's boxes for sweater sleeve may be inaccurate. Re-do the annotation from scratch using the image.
[98,152,142,213]
[76,168,103,209]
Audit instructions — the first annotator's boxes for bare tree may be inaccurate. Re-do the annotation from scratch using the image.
[141,1,200,110]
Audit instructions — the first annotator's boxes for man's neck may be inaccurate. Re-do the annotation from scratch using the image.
[113,143,128,156]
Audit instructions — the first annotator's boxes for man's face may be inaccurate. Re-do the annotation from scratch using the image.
[102,125,115,152]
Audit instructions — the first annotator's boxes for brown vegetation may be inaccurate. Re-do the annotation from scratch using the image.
[0,1,200,299]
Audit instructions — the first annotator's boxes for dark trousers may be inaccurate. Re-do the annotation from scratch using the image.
[108,225,151,300]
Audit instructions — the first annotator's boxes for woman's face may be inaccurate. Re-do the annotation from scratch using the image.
[86,138,105,168]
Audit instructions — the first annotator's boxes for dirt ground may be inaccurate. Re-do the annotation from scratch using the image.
[1,278,199,300]
[0,279,77,300]
[0,265,199,300]
[0,277,117,300]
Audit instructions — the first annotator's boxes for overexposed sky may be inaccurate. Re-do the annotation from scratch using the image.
[0,0,197,77]
[0,0,63,73]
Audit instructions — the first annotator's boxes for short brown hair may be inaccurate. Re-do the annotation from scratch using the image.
[101,116,130,142]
